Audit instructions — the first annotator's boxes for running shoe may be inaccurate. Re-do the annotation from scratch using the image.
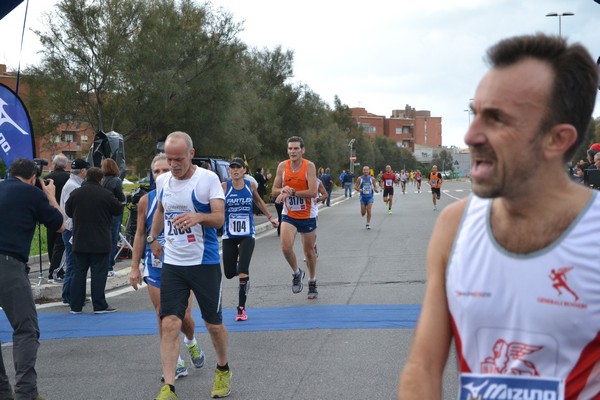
[154,385,178,400]
[161,362,188,382]
[307,280,318,300]
[187,342,206,368]
[235,306,248,321]
[366,224,371,230]
[107,270,116,277]
[433,207,437,211]
[211,368,232,398]
[94,307,117,314]
[292,268,305,294]
[387,210,392,215]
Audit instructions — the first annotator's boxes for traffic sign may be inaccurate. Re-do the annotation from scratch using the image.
[350,157,357,162]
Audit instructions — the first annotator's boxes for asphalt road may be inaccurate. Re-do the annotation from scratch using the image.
[2,181,473,400]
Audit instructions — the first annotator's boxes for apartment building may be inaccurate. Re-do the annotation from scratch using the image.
[351,105,442,151]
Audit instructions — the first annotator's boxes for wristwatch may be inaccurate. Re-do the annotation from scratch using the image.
[146,235,156,244]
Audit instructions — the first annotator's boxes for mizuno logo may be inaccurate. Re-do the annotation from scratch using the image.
[0,98,30,136]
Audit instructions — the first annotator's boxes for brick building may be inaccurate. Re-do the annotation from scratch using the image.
[351,105,442,152]
[0,64,94,171]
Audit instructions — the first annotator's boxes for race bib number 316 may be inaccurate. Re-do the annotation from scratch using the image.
[286,196,306,211]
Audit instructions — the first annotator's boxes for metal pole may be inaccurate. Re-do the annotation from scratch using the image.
[559,15,562,37]
[348,139,355,175]
[349,142,353,175]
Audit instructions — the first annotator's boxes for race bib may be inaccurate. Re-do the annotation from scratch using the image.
[164,211,193,244]
[362,183,372,195]
[385,179,393,186]
[151,255,163,269]
[286,196,307,211]
[430,179,438,186]
[459,373,564,400]
[228,214,250,235]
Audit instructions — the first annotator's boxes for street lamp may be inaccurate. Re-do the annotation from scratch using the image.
[545,12,574,37]
[464,109,472,127]
[348,139,356,175]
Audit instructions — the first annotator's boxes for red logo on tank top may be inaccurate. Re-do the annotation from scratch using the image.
[549,267,579,301]
[537,266,587,309]
[480,339,542,375]
[187,234,195,242]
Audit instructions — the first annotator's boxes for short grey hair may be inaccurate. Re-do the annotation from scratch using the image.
[166,131,193,151]
[151,153,168,170]
[52,154,69,169]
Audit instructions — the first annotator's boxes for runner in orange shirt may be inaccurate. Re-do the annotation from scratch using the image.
[428,164,442,211]
[272,136,319,299]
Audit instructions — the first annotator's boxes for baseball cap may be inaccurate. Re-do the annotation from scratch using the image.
[589,143,600,153]
[71,158,90,170]
[229,157,245,168]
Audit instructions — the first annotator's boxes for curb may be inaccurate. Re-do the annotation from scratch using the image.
[32,192,347,303]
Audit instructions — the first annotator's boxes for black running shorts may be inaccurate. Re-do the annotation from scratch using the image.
[160,263,223,324]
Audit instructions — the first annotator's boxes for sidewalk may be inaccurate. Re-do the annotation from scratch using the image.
[30,188,348,302]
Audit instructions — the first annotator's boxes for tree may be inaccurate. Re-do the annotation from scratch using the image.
[431,149,454,175]
[26,0,247,170]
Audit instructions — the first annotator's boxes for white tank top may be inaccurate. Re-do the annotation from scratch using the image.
[156,167,224,266]
[447,193,600,400]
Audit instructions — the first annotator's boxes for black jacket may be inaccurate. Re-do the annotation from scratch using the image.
[102,175,126,203]
[45,167,70,203]
[65,181,123,253]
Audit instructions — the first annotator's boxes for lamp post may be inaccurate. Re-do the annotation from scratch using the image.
[348,138,356,175]
[545,12,574,37]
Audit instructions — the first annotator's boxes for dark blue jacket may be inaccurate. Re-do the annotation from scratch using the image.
[0,177,63,263]
[66,181,123,253]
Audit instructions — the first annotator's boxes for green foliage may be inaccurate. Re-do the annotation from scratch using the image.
[21,0,422,185]
[29,207,131,255]
[571,117,599,164]
[430,149,454,175]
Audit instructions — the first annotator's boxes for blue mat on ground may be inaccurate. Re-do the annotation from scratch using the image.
[1,304,421,341]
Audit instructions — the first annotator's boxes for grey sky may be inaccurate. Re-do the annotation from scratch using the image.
[1,0,599,147]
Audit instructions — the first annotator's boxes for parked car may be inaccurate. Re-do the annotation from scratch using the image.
[192,157,231,182]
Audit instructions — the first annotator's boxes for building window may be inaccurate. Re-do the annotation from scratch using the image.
[395,127,402,135]
[80,135,88,143]
[63,133,74,143]
[51,135,60,143]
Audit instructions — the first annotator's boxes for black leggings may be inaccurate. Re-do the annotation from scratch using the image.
[222,237,256,279]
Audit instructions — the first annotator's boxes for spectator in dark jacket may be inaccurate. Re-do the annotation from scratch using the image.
[66,167,123,314]
[45,154,70,282]
[319,168,333,206]
[101,158,126,276]
[253,167,271,215]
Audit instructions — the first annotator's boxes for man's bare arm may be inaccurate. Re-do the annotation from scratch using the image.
[129,194,148,290]
[398,200,466,400]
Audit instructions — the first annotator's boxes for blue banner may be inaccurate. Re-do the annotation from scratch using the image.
[0,83,35,169]
[0,0,24,21]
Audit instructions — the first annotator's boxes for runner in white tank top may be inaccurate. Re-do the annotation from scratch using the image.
[398,34,600,400]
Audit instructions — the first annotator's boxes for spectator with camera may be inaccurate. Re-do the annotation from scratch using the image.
[0,158,64,400]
